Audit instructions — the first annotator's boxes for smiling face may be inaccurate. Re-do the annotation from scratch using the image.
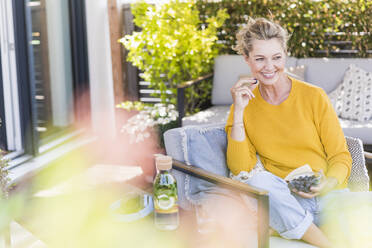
[244,38,287,86]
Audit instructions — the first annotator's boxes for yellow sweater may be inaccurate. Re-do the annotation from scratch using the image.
[225,77,352,188]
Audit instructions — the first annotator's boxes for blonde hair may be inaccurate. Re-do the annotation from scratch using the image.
[233,17,289,57]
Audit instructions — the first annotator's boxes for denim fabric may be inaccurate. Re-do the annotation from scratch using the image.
[292,194,321,227]
[246,171,314,239]
[245,171,365,240]
[164,123,231,208]
[183,124,231,204]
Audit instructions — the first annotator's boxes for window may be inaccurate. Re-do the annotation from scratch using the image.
[0,0,23,156]
[26,0,75,143]
[0,0,89,163]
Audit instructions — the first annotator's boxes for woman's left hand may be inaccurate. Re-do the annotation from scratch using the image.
[291,172,338,199]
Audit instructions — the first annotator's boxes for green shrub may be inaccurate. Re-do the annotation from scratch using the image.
[196,0,371,58]
[0,120,10,199]
[121,0,228,114]
[0,151,10,199]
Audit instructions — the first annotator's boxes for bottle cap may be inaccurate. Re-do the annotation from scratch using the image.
[155,155,172,171]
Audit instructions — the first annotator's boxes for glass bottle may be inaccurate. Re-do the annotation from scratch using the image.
[153,155,179,230]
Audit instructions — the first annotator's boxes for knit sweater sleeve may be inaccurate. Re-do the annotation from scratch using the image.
[314,88,352,186]
[225,104,257,175]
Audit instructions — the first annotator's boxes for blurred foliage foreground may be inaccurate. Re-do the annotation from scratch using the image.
[1,148,372,247]
[0,147,189,248]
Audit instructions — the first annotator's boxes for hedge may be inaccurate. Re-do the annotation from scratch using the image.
[195,0,371,58]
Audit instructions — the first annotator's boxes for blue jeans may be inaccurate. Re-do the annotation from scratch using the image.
[246,171,346,240]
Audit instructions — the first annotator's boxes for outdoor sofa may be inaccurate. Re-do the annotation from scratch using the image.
[168,55,372,247]
[177,55,372,145]
[164,123,371,248]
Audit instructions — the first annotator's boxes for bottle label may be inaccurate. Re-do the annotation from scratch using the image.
[154,194,178,214]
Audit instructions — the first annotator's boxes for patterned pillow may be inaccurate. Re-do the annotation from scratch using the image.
[329,64,372,122]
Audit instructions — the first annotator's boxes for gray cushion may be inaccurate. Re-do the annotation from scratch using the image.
[297,58,372,93]
[164,123,230,210]
[212,55,298,105]
[182,105,230,126]
[340,119,372,145]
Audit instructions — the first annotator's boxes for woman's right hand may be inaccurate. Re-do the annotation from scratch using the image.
[230,77,258,111]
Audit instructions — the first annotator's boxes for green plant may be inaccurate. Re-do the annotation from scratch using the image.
[0,151,10,199]
[121,0,229,114]
[0,119,10,199]
[196,0,371,58]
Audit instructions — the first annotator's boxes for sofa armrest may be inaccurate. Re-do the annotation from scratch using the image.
[176,73,214,126]
[172,159,267,196]
[365,151,372,160]
[172,159,270,248]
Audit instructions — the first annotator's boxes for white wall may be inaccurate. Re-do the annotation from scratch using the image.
[85,0,116,138]
[84,0,173,138]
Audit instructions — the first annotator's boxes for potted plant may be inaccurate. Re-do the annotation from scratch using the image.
[116,101,179,149]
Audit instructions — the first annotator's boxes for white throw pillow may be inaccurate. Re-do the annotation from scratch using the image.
[329,64,372,122]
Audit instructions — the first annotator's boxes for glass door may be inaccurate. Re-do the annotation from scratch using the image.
[25,0,75,144]
[0,0,23,156]
[0,0,89,161]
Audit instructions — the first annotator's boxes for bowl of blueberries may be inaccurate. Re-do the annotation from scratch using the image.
[287,174,321,193]
[285,165,323,193]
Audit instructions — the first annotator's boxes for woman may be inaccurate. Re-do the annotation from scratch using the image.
[226,17,352,248]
